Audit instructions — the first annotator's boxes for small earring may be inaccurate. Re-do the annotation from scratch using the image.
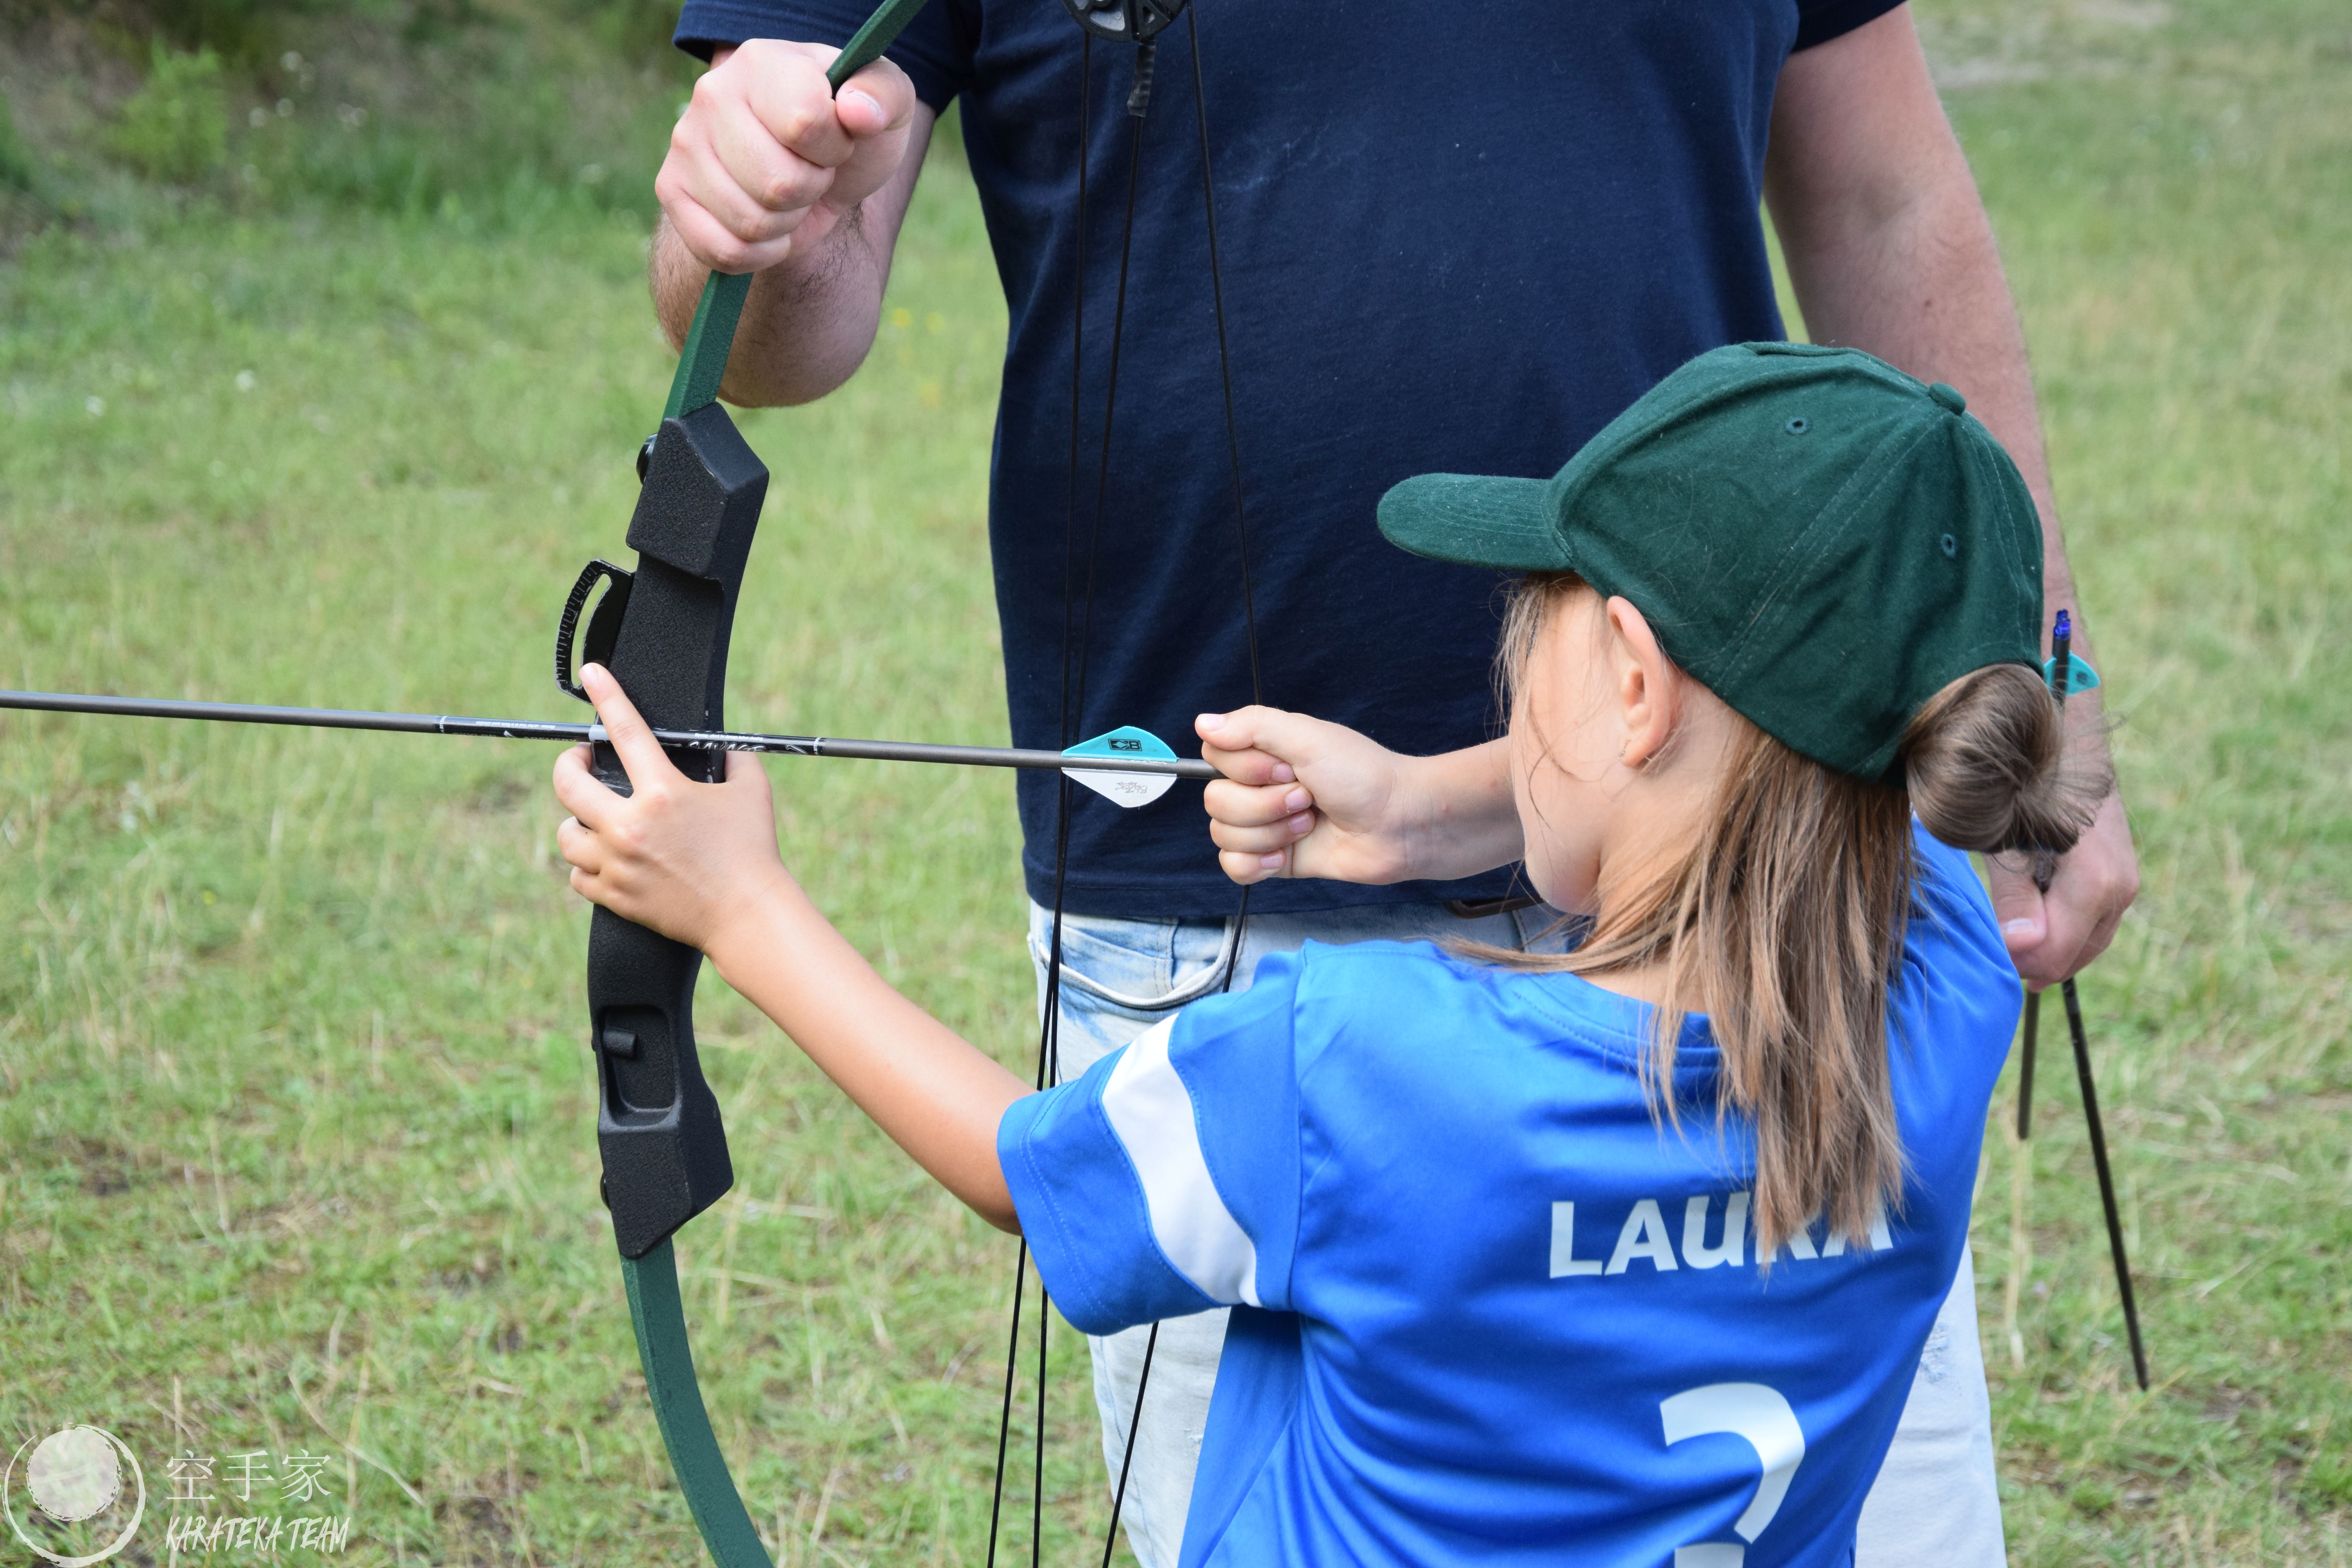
[1617,739,1630,763]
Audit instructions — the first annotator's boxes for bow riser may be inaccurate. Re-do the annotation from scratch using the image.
[590,402,769,1261]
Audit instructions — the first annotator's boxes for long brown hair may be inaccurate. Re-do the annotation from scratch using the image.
[1484,574,2106,1253]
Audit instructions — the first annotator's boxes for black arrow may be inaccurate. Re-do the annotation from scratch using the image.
[0,688,1219,780]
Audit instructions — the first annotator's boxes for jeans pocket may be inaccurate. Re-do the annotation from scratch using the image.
[1029,906,1239,1015]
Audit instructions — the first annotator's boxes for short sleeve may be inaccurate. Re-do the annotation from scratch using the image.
[996,953,1306,1338]
[1792,0,1906,52]
[672,0,976,110]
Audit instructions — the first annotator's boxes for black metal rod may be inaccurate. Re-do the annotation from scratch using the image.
[2064,974,2149,1389]
[2037,610,2149,1391]
[2016,987,2040,1141]
[0,688,1218,780]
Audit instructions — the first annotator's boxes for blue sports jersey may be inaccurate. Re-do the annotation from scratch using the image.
[998,830,2018,1568]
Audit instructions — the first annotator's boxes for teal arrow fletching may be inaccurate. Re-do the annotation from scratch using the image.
[1062,726,1180,808]
[2040,653,2100,693]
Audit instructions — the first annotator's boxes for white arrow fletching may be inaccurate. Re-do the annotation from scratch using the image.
[1062,725,1179,808]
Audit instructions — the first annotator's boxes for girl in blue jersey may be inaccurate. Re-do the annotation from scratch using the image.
[553,343,2102,1568]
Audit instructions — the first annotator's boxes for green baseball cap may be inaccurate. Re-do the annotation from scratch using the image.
[1377,343,2044,783]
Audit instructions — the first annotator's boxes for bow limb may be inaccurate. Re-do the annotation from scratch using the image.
[622,1242,773,1568]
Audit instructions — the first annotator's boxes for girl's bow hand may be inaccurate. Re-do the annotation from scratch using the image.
[552,664,794,959]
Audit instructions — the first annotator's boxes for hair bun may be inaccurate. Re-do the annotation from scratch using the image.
[1902,664,2108,856]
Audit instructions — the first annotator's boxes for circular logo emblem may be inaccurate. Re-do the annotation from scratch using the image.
[4,1426,146,1567]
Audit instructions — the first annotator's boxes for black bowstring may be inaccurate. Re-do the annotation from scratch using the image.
[1188,4,1263,715]
[1057,32,1096,758]
[1049,49,1157,1568]
[1095,10,1267,1565]
[1073,51,1153,738]
[989,27,1109,1568]
[982,15,1269,1565]
[1187,2,1262,1000]
[1098,1322,1160,1568]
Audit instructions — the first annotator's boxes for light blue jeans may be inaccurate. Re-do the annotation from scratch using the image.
[1027,898,2002,1568]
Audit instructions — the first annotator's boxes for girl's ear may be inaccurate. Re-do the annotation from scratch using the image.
[1604,595,1680,769]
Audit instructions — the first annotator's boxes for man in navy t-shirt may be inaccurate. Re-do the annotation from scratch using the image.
[646,1,2140,1561]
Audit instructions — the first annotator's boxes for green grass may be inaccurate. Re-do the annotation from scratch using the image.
[1937,2,2352,1557]
[2,0,2349,1562]
[0,146,1118,1565]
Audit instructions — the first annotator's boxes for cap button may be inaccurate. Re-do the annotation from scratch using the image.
[1928,382,1967,414]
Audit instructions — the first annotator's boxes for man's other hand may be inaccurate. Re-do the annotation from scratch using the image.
[1988,788,2140,989]
[657,40,918,276]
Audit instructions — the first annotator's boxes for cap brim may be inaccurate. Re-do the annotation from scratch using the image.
[1376,473,1571,572]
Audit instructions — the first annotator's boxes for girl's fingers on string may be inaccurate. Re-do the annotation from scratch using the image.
[1203,776,1315,829]
[1195,708,1301,786]
[1208,809,1317,857]
[1218,846,1290,885]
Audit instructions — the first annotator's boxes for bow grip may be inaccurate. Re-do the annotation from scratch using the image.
[592,908,735,1258]
[588,400,768,1258]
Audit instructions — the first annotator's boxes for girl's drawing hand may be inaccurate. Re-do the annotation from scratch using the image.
[1196,708,1523,887]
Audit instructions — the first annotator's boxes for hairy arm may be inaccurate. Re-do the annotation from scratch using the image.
[1766,4,2140,984]
[650,42,938,407]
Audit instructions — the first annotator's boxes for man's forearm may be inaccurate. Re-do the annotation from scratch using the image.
[1766,9,2138,983]
[648,100,935,407]
[1766,11,2089,663]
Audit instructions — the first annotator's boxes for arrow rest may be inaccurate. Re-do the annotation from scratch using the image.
[555,559,635,703]
[1062,0,1185,45]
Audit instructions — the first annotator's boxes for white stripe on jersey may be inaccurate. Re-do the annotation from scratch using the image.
[1100,1017,1262,1307]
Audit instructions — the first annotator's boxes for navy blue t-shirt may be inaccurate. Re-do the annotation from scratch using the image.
[998,829,2016,1566]
[675,0,1903,917]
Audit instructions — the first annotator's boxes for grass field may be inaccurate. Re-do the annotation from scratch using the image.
[2,0,2348,1563]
